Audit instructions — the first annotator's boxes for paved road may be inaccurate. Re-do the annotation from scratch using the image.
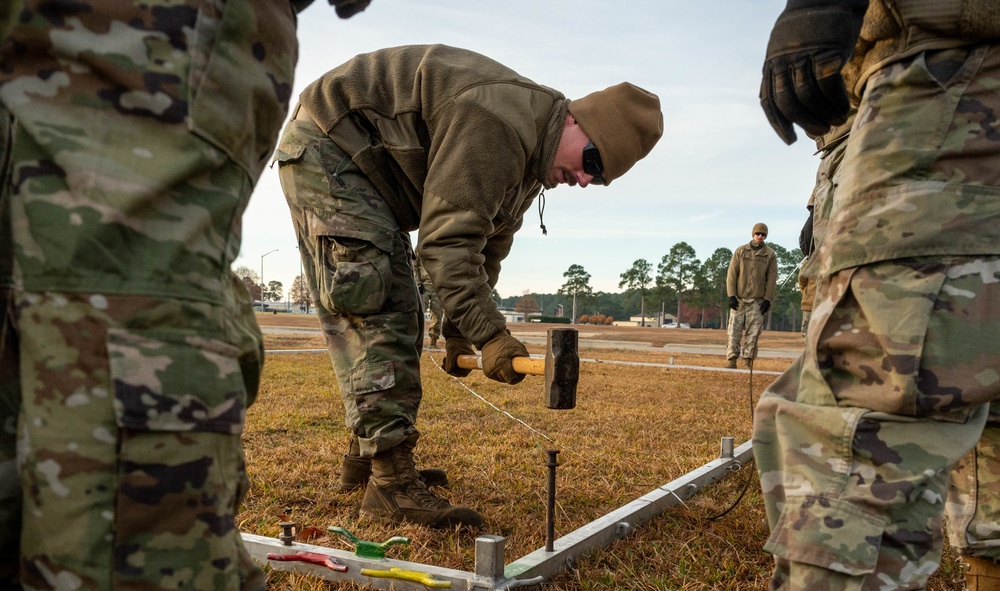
[260,325,803,360]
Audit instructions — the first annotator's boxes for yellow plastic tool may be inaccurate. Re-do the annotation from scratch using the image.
[360,566,452,588]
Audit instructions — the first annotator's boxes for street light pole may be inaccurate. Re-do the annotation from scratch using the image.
[295,245,305,312]
[260,249,278,303]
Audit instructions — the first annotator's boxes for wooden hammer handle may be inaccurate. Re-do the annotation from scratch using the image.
[455,354,545,376]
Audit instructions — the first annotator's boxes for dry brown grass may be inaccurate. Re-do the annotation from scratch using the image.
[242,317,966,590]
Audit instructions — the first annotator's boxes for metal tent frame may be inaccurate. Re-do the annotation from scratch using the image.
[241,438,753,590]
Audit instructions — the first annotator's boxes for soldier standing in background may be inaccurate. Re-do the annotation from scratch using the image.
[796,272,814,339]
[725,223,778,369]
[754,0,1000,589]
[0,1,370,588]
[413,254,444,348]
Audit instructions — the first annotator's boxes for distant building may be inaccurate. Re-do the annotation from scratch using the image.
[613,312,675,328]
[499,308,525,323]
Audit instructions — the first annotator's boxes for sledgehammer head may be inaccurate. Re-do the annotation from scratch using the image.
[546,328,578,410]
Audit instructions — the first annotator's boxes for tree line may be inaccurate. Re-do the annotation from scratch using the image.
[497,240,806,332]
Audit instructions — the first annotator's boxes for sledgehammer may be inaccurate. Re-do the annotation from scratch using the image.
[456,327,579,410]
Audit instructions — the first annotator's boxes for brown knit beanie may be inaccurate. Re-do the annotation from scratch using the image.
[567,82,663,185]
[753,223,769,236]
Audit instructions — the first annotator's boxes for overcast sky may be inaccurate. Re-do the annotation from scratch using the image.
[234,0,821,299]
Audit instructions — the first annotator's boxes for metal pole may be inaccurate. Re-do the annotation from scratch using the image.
[260,249,278,303]
[546,450,559,552]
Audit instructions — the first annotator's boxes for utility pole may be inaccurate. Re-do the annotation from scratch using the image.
[260,249,278,303]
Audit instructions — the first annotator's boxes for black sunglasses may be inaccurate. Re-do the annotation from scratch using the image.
[754,232,767,237]
[582,141,605,185]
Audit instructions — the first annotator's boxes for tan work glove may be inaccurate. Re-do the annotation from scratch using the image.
[480,330,529,385]
[444,337,475,377]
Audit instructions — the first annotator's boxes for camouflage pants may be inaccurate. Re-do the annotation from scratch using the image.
[726,299,764,360]
[800,310,811,338]
[412,260,443,342]
[275,108,423,457]
[754,257,1000,591]
[0,2,297,588]
[423,287,444,342]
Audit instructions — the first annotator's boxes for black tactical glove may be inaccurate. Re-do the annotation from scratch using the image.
[759,299,771,315]
[444,337,475,378]
[799,208,815,256]
[729,295,739,310]
[330,0,371,18]
[760,0,869,144]
[481,330,529,385]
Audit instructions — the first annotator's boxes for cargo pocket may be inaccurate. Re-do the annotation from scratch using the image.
[350,360,396,396]
[765,495,887,576]
[273,141,307,167]
[309,213,393,316]
[107,328,247,587]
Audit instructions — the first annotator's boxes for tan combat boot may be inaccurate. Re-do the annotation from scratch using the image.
[338,436,448,492]
[726,358,737,369]
[965,556,1000,591]
[743,358,753,369]
[361,432,483,529]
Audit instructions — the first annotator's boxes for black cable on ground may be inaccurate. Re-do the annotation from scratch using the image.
[704,359,757,521]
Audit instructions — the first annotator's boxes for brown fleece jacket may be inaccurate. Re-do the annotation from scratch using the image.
[298,45,567,347]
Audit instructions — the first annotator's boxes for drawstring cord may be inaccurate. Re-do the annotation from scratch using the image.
[537,190,547,236]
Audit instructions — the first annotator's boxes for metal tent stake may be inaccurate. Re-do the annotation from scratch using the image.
[545,450,559,553]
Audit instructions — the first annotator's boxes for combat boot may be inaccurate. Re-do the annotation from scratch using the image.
[725,358,737,369]
[965,556,1000,591]
[338,436,448,492]
[742,358,753,369]
[361,432,483,529]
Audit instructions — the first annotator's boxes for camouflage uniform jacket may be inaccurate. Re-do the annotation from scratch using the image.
[297,44,567,347]
[814,0,1000,275]
[727,243,778,302]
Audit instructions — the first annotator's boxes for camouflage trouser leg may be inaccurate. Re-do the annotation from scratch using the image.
[947,400,1000,559]
[425,288,443,342]
[754,256,1000,590]
[800,310,811,338]
[726,299,763,360]
[0,0,298,583]
[276,112,423,457]
[0,104,20,588]
[6,113,267,590]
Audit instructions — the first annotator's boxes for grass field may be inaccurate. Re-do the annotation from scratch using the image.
[243,314,966,590]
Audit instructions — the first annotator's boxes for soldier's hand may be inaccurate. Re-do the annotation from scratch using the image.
[330,0,371,18]
[760,0,868,144]
[481,330,529,385]
[760,299,771,315]
[444,337,475,378]
[799,208,815,256]
[729,295,739,310]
